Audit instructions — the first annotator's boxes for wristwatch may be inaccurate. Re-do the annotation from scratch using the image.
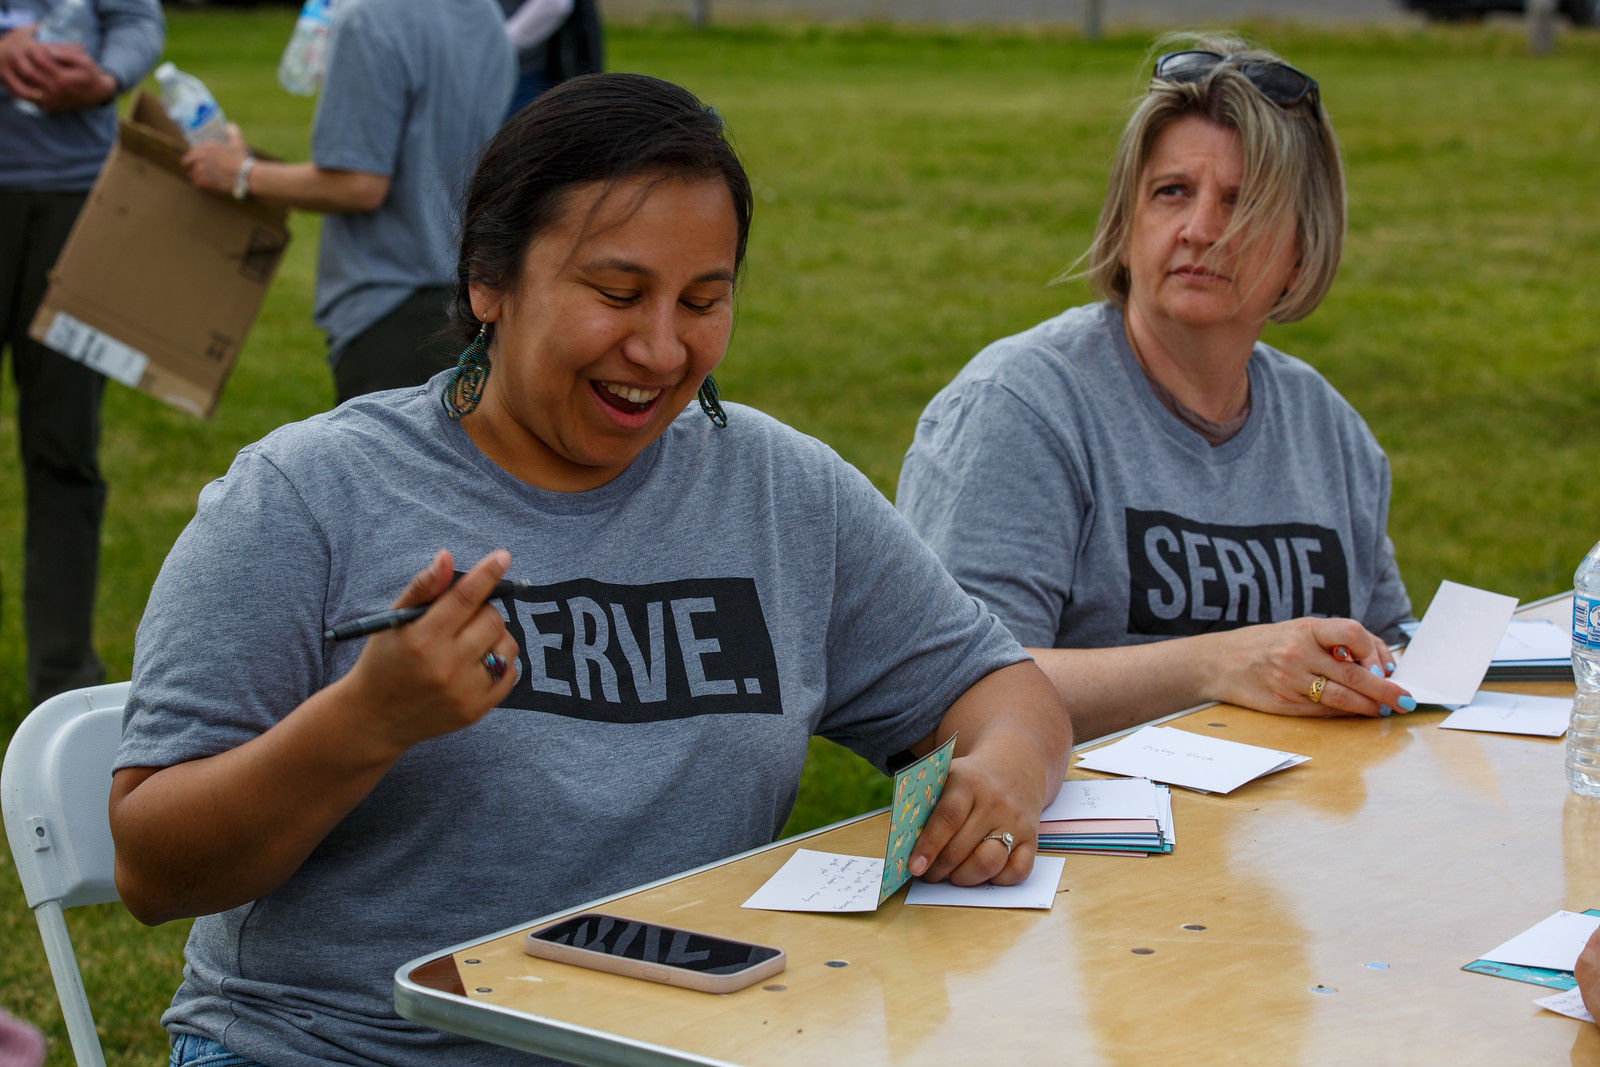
[232,155,256,201]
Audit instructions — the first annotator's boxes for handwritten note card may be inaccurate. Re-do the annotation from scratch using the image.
[1390,580,1519,706]
[1075,726,1308,794]
[743,737,958,913]
[1479,910,1600,972]
[1535,987,1595,1023]
[1439,690,1572,737]
[741,849,883,912]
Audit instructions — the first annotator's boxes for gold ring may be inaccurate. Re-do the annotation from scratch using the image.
[1308,675,1327,703]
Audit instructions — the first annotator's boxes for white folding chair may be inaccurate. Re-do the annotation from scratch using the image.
[2,681,130,1067]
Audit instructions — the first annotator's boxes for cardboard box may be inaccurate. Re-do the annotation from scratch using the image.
[29,91,290,418]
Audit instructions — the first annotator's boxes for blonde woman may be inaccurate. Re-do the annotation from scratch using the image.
[898,37,1415,741]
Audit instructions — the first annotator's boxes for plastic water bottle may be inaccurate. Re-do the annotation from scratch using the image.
[277,0,334,97]
[13,0,93,116]
[1566,539,1600,796]
[153,62,229,146]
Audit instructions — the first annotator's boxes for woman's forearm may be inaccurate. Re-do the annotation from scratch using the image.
[1027,640,1219,744]
[109,677,407,925]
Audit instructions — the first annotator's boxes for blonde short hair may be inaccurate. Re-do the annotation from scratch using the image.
[1084,34,1345,324]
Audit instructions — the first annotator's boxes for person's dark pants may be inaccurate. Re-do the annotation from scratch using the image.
[0,189,108,706]
[332,286,461,405]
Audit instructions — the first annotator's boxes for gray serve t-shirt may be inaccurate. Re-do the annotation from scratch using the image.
[310,0,514,359]
[898,301,1411,651]
[118,380,1025,1067]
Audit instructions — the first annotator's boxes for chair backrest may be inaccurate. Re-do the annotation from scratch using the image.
[2,681,131,1067]
[2,682,127,910]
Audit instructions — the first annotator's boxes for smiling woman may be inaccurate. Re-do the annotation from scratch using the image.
[898,33,1419,743]
[464,176,739,490]
[105,72,1071,1067]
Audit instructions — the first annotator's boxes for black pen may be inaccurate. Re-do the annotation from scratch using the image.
[323,578,536,642]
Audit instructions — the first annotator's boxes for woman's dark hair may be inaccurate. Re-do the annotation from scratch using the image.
[451,72,754,340]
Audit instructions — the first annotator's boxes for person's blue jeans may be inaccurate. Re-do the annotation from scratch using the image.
[169,1033,266,1067]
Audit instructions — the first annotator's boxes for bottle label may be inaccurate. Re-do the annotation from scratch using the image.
[1576,595,1600,653]
[189,101,218,131]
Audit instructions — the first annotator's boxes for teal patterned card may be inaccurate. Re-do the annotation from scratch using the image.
[879,735,957,903]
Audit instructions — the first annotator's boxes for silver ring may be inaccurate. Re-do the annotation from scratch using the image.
[982,831,1015,856]
[482,652,507,683]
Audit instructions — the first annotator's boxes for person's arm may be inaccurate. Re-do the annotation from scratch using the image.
[904,660,1071,888]
[89,0,164,95]
[1577,926,1600,1024]
[181,124,390,213]
[110,549,518,925]
[1029,614,1415,744]
[504,0,574,50]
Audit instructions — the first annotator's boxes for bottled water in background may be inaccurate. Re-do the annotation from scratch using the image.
[1566,539,1600,797]
[277,0,333,97]
[153,62,229,146]
[13,0,94,117]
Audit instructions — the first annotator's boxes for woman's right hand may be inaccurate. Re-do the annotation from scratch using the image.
[1201,616,1413,719]
[338,549,521,754]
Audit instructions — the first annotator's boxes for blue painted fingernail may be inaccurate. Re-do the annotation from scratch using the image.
[1385,662,1396,673]
[1398,695,1417,711]
[1379,705,1392,717]
[1369,664,1383,676]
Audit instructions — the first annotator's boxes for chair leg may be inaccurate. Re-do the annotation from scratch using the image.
[34,901,107,1067]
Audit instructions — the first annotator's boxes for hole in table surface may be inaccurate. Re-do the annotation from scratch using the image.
[824,960,849,968]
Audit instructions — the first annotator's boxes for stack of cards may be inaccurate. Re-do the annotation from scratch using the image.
[1401,617,1573,683]
[1036,778,1174,856]
[1075,726,1310,794]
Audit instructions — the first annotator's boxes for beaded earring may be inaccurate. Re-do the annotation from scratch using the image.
[441,322,491,420]
[697,374,727,428]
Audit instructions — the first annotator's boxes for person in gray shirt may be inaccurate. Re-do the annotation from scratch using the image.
[0,0,164,704]
[899,36,1415,744]
[182,0,514,404]
[112,74,1071,1067]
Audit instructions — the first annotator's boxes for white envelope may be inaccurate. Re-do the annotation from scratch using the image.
[905,856,1066,910]
[1478,910,1600,972]
[1391,581,1518,706]
[1039,777,1161,822]
[1439,691,1572,738]
[1075,726,1308,794]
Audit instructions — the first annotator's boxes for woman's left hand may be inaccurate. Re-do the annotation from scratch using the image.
[906,660,1072,886]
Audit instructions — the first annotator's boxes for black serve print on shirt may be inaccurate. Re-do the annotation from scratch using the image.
[487,577,782,723]
[1124,508,1351,637]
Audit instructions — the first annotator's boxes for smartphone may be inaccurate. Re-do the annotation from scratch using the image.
[523,913,786,994]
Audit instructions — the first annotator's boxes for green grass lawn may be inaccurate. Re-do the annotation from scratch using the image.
[2,14,1597,1064]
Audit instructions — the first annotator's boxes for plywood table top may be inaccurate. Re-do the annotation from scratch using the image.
[399,672,1600,1066]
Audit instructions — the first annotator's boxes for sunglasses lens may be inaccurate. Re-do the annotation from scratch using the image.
[1240,62,1313,106]
[1154,51,1222,83]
